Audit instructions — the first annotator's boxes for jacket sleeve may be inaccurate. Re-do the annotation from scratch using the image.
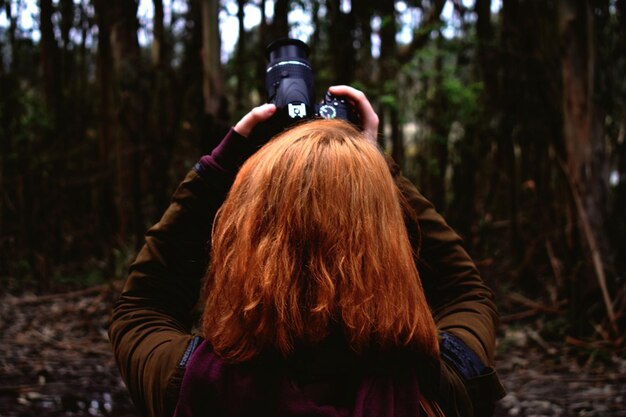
[108,129,254,417]
[386,156,505,417]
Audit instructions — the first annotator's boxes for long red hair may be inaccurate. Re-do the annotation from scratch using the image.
[202,119,438,362]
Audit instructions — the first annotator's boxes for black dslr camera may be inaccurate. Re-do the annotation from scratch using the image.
[251,38,360,141]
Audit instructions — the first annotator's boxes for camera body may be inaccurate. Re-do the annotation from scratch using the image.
[251,38,360,141]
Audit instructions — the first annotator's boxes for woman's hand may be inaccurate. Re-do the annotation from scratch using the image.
[233,103,277,138]
[328,85,379,144]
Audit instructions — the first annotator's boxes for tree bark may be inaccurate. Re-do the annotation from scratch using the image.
[255,0,268,98]
[309,0,321,71]
[39,0,61,117]
[426,32,448,211]
[93,0,116,251]
[270,0,289,39]
[0,0,18,277]
[448,1,492,238]
[59,0,74,89]
[95,0,144,246]
[559,0,614,332]
[5,0,18,74]
[352,0,373,87]
[559,0,609,243]
[235,0,246,113]
[152,0,166,67]
[493,0,522,259]
[377,0,404,169]
[327,0,356,85]
[0,2,4,76]
[201,0,223,116]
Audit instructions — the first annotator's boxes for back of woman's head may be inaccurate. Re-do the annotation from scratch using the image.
[202,119,438,362]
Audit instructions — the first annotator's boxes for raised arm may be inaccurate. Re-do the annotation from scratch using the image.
[330,85,504,417]
[109,105,277,417]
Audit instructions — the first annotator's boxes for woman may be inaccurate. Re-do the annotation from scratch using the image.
[109,86,504,417]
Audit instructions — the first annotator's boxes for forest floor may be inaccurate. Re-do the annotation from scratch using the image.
[0,282,625,417]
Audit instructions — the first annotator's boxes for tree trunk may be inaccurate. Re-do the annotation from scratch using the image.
[96,0,144,246]
[93,0,116,255]
[255,0,268,98]
[559,0,614,332]
[37,0,63,290]
[493,0,522,260]
[448,0,494,239]
[235,0,246,113]
[352,1,373,87]
[59,0,74,89]
[201,0,223,116]
[270,0,289,39]
[0,9,4,76]
[200,0,229,153]
[426,33,448,211]
[5,0,18,74]
[39,0,61,118]
[0,0,19,276]
[559,0,609,248]
[146,0,178,221]
[377,0,404,168]
[309,0,321,71]
[327,0,356,85]
[152,0,166,67]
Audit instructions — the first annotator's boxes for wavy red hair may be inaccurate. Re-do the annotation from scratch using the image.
[202,119,438,362]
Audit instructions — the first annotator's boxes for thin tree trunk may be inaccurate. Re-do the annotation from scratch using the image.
[112,0,143,247]
[93,0,116,253]
[5,0,18,74]
[448,1,490,239]
[59,0,74,88]
[309,0,321,71]
[327,0,356,85]
[559,0,615,333]
[99,0,144,246]
[352,1,373,87]
[235,0,246,113]
[427,32,448,211]
[201,0,222,116]
[270,0,289,39]
[39,0,61,117]
[38,0,63,290]
[0,10,4,76]
[256,0,268,98]
[152,0,166,66]
[492,0,522,259]
[1,0,18,274]
[378,0,404,168]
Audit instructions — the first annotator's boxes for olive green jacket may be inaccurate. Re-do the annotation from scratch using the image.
[109,149,504,417]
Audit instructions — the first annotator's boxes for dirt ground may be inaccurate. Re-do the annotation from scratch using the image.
[1,283,624,417]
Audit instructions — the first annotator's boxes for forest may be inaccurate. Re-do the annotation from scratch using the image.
[0,0,625,415]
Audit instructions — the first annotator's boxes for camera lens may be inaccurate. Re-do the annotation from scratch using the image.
[265,38,314,111]
[266,38,310,62]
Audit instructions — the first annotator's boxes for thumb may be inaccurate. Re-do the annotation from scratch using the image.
[234,104,277,137]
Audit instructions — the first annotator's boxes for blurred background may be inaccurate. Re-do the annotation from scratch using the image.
[0,0,625,414]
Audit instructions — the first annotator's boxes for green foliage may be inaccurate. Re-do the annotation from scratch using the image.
[52,269,106,288]
[0,260,36,293]
[442,77,481,122]
[540,317,573,342]
[14,87,54,146]
[113,244,137,280]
